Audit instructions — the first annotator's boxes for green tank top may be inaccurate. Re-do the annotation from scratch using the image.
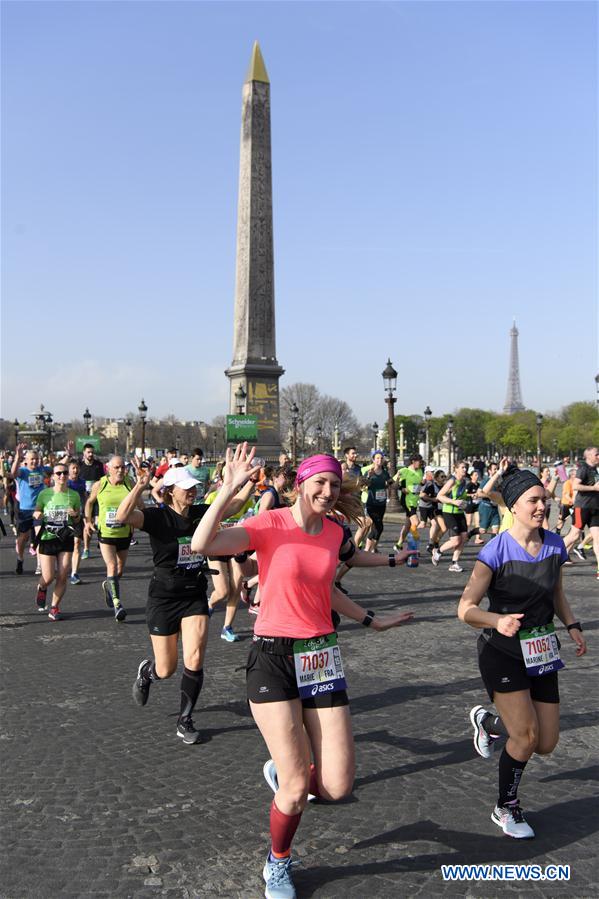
[441,478,468,515]
[97,476,133,538]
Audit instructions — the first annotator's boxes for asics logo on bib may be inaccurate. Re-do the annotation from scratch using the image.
[311,682,334,696]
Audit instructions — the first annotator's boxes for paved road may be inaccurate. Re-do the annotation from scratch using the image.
[1,523,597,898]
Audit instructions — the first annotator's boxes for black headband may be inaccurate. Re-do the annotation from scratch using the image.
[501,470,544,510]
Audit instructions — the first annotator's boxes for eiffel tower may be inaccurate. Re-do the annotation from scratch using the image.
[503,320,525,413]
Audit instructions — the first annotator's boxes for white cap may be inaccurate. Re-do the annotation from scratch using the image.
[163,468,199,489]
[168,457,182,467]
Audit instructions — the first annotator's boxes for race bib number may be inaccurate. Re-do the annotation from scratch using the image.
[29,473,43,488]
[374,489,387,502]
[177,537,203,570]
[46,507,67,525]
[85,480,94,493]
[519,623,564,677]
[293,633,346,699]
[105,507,120,529]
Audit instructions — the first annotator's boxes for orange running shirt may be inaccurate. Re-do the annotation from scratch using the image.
[241,507,344,638]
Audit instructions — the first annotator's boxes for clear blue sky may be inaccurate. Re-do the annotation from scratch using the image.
[2,1,597,427]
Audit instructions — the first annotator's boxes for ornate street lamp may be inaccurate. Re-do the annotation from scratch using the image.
[424,405,432,463]
[83,407,92,436]
[234,384,247,415]
[536,413,544,468]
[371,422,379,452]
[382,359,400,511]
[45,413,54,453]
[290,402,299,466]
[138,398,148,460]
[124,418,132,456]
[447,416,454,473]
[315,424,322,452]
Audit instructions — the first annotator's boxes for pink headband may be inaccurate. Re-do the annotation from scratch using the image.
[295,454,343,487]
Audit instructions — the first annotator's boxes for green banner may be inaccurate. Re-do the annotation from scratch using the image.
[226,415,258,442]
[75,435,101,452]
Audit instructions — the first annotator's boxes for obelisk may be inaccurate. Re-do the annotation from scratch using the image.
[225,42,284,456]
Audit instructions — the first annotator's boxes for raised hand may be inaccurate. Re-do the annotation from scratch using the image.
[135,465,152,489]
[222,443,261,491]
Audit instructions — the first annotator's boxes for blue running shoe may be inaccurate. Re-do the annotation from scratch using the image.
[220,626,240,642]
[70,573,82,585]
[263,854,298,899]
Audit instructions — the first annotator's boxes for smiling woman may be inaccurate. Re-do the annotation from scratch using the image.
[457,468,587,841]
[191,443,415,898]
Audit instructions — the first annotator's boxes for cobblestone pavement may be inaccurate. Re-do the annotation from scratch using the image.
[1,523,597,898]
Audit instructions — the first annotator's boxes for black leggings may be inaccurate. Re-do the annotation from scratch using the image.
[367,505,386,542]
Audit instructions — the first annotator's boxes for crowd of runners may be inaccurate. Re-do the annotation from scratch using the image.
[1,438,595,899]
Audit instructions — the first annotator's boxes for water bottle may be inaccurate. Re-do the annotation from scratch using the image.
[406,531,419,568]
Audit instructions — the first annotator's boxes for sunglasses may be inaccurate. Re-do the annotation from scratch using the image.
[54,471,68,476]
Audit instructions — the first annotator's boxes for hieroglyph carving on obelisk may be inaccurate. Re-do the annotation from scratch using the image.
[225,42,284,455]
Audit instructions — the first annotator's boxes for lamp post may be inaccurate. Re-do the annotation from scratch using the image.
[332,425,340,459]
[382,358,400,512]
[424,406,432,463]
[13,418,19,448]
[398,424,405,465]
[372,422,379,452]
[125,418,132,456]
[447,416,454,473]
[45,414,54,453]
[536,413,543,469]
[138,398,148,460]
[83,407,92,436]
[315,425,322,452]
[235,384,247,415]
[290,402,299,466]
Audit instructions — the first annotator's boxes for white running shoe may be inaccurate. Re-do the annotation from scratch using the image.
[491,802,535,839]
[469,705,496,759]
[263,758,316,802]
[448,562,464,573]
[431,548,441,567]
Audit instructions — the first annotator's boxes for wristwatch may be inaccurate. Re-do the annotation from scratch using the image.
[566,622,583,632]
[388,553,396,567]
[362,609,376,627]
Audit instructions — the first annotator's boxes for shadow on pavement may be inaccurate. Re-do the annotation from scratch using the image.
[299,794,599,894]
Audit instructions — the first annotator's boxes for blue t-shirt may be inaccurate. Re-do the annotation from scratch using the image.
[16,466,51,510]
[68,477,88,507]
[477,529,568,659]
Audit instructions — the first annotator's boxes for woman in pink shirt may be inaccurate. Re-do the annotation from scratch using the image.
[192,444,414,899]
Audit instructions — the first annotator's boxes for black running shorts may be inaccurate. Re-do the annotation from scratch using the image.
[98,535,131,551]
[572,508,599,530]
[246,637,349,708]
[39,537,75,555]
[146,593,209,636]
[418,507,436,523]
[477,637,559,704]
[442,512,468,535]
[17,511,35,534]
